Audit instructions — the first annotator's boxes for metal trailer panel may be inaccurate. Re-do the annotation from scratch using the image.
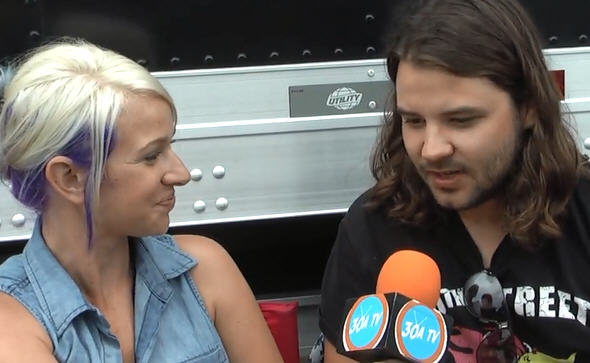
[1,48,590,241]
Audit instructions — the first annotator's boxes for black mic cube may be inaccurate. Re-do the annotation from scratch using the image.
[338,292,453,362]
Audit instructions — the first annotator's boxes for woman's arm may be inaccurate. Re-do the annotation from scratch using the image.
[0,293,58,363]
[175,235,283,363]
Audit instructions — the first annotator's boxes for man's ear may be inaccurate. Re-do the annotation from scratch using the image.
[45,156,86,205]
[520,105,537,130]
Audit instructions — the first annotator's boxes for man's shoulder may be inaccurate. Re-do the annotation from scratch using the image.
[344,189,384,226]
[575,173,590,193]
[344,188,411,233]
[341,188,424,253]
[570,174,590,208]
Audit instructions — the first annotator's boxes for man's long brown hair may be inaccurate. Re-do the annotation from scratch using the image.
[369,0,588,248]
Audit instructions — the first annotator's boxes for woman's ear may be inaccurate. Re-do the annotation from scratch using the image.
[45,156,86,205]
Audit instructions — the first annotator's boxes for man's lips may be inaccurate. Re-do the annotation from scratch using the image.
[427,169,461,175]
[426,170,463,188]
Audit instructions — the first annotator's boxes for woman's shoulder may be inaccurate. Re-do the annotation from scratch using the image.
[0,291,55,361]
[0,254,27,288]
[172,234,231,264]
[145,233,225,258]
[0,254,39,312]
[171,234,238,291]
[171,234,240,294]
[170,235,283,362]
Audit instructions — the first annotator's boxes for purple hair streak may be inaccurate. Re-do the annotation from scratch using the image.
[8,124,115,247]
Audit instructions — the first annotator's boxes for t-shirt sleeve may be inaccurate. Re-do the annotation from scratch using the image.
[318,211,377,347]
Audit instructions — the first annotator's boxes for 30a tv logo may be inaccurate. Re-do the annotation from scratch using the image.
[342,294,389,351]
[394,300,447,363]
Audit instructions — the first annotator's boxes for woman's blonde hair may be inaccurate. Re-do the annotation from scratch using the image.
[0,38,175,243]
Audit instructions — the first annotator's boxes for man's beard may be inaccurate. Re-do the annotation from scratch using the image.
[423,131,522,211]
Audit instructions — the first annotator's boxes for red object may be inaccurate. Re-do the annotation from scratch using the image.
[259,301,300,363]
[550,69,565,100]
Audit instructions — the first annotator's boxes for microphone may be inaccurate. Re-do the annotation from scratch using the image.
[338,250,452,362]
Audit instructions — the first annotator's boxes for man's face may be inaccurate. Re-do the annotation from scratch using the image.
[397,61,523,211]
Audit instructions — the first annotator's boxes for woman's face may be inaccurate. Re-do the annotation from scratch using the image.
[94,94,189,239]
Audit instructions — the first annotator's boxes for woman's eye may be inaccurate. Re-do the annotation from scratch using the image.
[145,152,161,162]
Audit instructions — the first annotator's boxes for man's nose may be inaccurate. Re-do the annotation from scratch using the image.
[421,125,453,162]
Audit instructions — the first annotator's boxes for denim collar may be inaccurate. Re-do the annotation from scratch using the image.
[22,218,196,336]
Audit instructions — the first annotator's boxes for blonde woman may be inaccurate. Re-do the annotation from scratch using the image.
[0,40,282,363]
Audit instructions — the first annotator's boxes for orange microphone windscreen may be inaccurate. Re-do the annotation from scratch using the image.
[375,250,441,309]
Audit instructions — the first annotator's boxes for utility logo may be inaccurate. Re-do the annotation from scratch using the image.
[326,87,363,110]
[342,294,389,351]
[394,300,447,363]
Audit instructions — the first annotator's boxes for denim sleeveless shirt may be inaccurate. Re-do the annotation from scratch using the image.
[0,220,229,363]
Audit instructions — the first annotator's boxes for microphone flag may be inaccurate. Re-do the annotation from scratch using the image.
[340,292,450,362]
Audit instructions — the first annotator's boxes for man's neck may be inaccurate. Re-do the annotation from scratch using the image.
[458,198,506,268]
[458,198,504,225]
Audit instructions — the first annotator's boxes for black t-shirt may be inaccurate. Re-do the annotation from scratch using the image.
[319,177,590,362]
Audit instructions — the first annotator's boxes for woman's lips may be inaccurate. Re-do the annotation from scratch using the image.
[157,196,176,209]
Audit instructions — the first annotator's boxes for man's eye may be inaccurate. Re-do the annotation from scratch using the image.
[450,117,476,124]
[402,117,424,125]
